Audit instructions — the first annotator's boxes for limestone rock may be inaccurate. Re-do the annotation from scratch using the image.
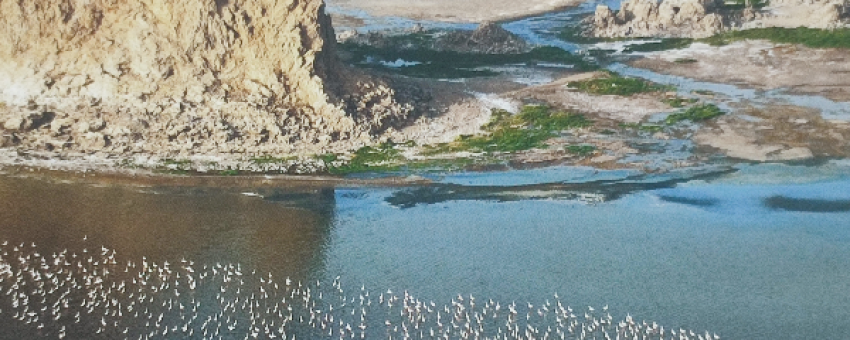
[50,118,74,136]
[589,0,850,38]
[3,117,25,131]
[590,0,724,38]
[594,5,618,29]
[0,0,418,159]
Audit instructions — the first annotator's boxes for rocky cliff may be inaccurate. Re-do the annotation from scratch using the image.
[0,0,415,159]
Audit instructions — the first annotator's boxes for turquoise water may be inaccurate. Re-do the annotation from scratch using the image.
[320,163,850,339]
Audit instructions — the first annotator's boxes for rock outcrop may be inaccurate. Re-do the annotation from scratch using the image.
[590,0,849,38]
[344,21,530,55]
[0,0,416,159]
[436,22,530,54]
[591,0,725,38]
[740,0,849,30]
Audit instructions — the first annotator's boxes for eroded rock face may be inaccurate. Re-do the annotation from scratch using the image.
[0,0,415,157]
[590,0,849,38]
[592,0,724,38]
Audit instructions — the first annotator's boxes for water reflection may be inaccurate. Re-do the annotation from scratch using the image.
[764,196,850,213]
[386,169,734,208]
[0,175,336,282]
[657,195,720,208]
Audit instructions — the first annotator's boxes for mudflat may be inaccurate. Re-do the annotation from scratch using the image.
[327,0,583,22]
[630,41,850,102]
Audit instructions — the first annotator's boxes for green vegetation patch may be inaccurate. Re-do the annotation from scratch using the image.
[514,105,594,131]
[558,23,627,44]
[665,104,726,125]
[459,127,555,153]
[219,169,240,176]
[692,90,716,96]
[674,58,699,64]
[662,97,699,108]
[619,122,665,133]
[326,142,405,175]
[639,124,665,133]
[251,155,296,165]
[339,38,596,78]
[622,39,695,53]
[568,73,672,96]
[566,144,597,156]
[702,27,850,49]
[424,105,592,155]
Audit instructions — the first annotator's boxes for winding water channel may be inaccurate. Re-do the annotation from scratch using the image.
[2,2,850,339]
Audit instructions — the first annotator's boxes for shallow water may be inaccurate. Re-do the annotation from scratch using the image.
[2,162,850,339]
[607,63,850,121]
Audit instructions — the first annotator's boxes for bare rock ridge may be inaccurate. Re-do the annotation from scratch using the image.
[436,21,530,54]
[590,0,849,38]
[0,0,414,159]
[592,0,725,38]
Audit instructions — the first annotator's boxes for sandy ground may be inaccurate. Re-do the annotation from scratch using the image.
[624,41,850,161]
[693,103,850,162]
[508,72,672,123]
[630,41,850,102]
[326,0,583,23]
[392,72,672,145]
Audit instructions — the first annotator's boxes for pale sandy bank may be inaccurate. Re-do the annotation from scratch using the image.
[327,0,583,23]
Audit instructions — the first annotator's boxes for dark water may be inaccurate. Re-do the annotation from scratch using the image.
[1,162,850,339]
[0,176,336,282]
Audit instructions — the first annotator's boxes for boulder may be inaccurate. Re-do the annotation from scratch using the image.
[2,117,25,131]
[435,21,529,54]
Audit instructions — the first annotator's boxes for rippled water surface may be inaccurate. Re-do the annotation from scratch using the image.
[1,162,850,339]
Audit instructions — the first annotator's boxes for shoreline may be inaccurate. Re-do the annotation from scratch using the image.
[326,0,585,24]
[0,160,432,189]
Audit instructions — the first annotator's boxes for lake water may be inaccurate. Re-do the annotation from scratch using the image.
[1,161,850,339]
[2,2,849,339]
